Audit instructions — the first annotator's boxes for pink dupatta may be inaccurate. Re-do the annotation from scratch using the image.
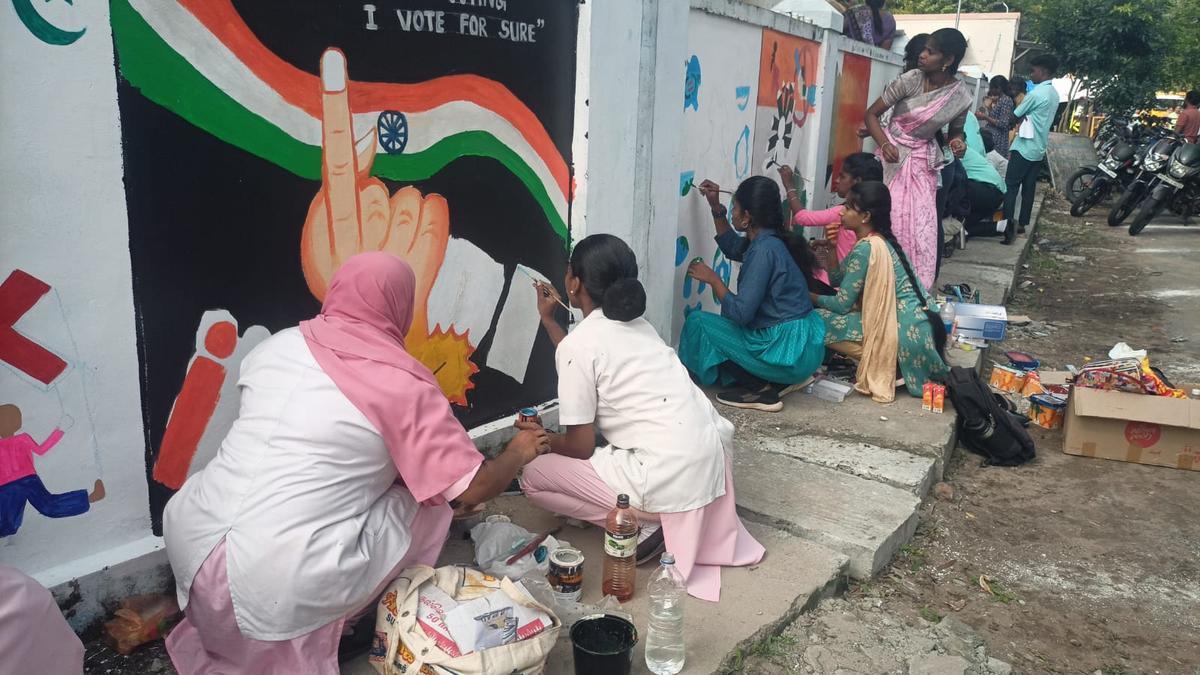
[878,80,968,289]
[299,253,482,506]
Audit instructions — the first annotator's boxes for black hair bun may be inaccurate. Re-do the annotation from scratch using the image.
[603,278,646,322]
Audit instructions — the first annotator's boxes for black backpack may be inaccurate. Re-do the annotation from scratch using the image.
[945,366,1036,466]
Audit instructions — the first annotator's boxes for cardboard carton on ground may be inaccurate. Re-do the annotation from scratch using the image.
[1063,387,1200,472]
[952,303,1007,341]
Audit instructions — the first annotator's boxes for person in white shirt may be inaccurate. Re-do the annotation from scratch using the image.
[517,234,765,602]
[162,253,549,674]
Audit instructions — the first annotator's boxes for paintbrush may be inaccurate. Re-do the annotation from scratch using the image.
[517,267,571,311]
[505,526,562,565]
[691,178,734,194]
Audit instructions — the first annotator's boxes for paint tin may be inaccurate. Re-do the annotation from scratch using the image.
[518,407,541,426]
[548,547,585,600]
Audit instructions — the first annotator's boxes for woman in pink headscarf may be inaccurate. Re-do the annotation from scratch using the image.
[162,252,549,675]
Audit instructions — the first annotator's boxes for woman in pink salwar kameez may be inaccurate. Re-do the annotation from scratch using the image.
[865,28,974,289]
[162,253,549,674]
[519,235,764,602]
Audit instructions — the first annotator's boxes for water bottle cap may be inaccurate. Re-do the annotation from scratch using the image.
[661,552,675,565]
[616,494,630,508]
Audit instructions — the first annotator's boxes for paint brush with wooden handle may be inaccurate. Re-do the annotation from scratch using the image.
[517,267,570,311]
[506,526,562,565]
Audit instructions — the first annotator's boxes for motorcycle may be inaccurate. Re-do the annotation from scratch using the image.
[1127,140,1200,236]
[1070,141,1139,217]
[1107,133,1182,227]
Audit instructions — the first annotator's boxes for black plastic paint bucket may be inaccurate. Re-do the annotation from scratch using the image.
[569,614,638,675]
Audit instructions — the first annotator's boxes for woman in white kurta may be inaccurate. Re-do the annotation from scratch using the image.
[163,253,549,674]
[519,234,765,601]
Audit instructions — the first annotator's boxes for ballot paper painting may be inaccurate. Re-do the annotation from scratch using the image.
[109,0,577,529]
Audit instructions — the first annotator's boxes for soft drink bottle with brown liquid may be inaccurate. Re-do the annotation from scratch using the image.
[602,493,639,602]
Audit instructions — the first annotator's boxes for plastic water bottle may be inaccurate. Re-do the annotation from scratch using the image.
[602,494,638,602]
[939,302,957,336]
[645,552,686,674]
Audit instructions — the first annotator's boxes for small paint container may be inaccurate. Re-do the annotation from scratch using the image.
[518,406,541,425]
[548,547,585,601]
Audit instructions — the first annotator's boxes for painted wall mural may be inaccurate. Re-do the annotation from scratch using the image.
[672,12,763,342]
[107,0,577,530]
[0,271,106,537]
[754,29,821,206]
[826,52,873,194]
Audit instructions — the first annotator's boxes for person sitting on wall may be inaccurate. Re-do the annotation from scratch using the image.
[779,153,884,277]
[843,0,896,49]
[161,253,550,675]
[811,182,949,403]
[677,177,828,413]
[519,234,764,601]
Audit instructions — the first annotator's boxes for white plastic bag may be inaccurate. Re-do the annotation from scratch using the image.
[470,521,560,581]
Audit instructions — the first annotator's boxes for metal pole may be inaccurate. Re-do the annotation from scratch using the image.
[955,0,963,28]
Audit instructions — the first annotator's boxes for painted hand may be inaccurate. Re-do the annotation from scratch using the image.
[300,49,450,346]
[949,138,967,158]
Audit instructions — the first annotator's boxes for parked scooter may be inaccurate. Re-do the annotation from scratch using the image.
[1107,133,1182,227]
[1070,141,1139,217]
[1127,141,1200,235]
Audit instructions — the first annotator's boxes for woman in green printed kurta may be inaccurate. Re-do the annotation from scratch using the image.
[812,182,948,399]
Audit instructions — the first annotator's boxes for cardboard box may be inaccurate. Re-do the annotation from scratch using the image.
[1063,387,1200,472]
[952,303,1007,341]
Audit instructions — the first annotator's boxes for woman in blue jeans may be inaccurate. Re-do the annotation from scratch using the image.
[679,176,827,413]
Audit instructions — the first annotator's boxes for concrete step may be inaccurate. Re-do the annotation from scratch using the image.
[342,497,850,675]
[744,434,937,497]
[722,390,957,475]
[732,447,921,579]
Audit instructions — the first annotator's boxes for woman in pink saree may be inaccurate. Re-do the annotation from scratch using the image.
[865,28,973,289]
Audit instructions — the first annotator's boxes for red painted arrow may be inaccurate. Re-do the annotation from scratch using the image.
[0,270,68,385]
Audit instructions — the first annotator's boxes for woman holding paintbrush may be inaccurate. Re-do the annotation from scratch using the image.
[521,234,764,601]
[677,176,827,413]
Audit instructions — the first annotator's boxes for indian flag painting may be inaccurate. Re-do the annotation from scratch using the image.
[110,0,577,530]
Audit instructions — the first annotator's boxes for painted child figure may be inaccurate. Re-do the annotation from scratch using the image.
[0,404,104,537]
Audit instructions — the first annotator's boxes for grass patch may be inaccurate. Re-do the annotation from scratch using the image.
[971,575,1020,603]
[918,606,943,623]
[1100,665,1131,675]
[728,634,798,671]
[901,544,927,572]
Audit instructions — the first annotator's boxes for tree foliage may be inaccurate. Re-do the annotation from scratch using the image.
[887,0,1024,14]
[1027,0,1172,114]
[1162,0,1200,90]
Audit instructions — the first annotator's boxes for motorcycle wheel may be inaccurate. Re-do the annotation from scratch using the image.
[1070,181,1109,217]
[1128,196,1162,236]
[1107,187,1141,227]
[1065,168,1097,203]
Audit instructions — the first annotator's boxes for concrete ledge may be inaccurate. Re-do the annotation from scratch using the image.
[746,435,937,496]
[733,449,921,578]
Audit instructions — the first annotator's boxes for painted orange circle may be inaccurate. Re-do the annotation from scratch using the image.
[205,322,238,359]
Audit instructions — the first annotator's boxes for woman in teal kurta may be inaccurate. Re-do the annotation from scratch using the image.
[813,182,947,398]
